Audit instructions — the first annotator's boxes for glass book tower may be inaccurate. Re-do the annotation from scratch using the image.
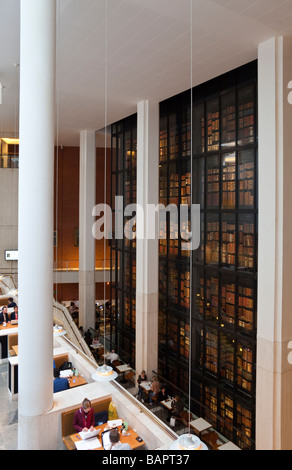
[111,61,257,449]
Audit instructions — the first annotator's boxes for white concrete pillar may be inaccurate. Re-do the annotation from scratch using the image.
[257,36,292,450]
[79,130,96,331]
[18,0,56,449]
[136,100,159,378]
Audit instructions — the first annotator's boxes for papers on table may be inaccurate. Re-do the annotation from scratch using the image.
[107,419,123,428]
[75,437,101,450]
[79,428,101,440]
[60,369,73,378]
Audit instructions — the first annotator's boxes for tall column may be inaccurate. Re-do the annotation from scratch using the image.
[257,36,292,450]
[18,0,56,449]
[79,130,96,331]
[136,100,159,378]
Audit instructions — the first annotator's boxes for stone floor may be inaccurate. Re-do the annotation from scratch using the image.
[0,362,18,450]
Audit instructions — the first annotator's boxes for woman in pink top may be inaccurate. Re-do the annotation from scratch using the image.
[73,398,95,432]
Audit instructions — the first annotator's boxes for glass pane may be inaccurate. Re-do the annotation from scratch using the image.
[238,85,255,146]
[117,134,123,171]
[193,212,204,263]
[220,332,234,383]
[238,149,255,209]
[238,213,255,271]
[222,152,236,209]
[221,213,236,268]
[159,164,168,206]
[169,162,179,205]
[181,106,191,158]
[132,128,137,168]
[206,155,219,208]
[236,404,253,449]
[168,263,179,307]
[169,112,179,160]
[221,92,236,148]
[193,268,204,320]
[111,136,117,172]
[205,273,219,323]
[221,277,236,326]
[180,160,191,206]
[167,312,178,353]
[194,102,205,155]
[205,328,218,375]
[219,393,234,440]
[237,342,253,393]
[206,213,219,265]
[207,98,220,152]
[237,280,254,332]
[193,157,204,208]
[125,130,131,169]
[160,116,168,163]
[180,267,190,310]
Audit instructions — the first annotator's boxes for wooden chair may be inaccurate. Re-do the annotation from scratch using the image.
[111,360,122,372]
[201,431,219,450]
[124,370,134,388]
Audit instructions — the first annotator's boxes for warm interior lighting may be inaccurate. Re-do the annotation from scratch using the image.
[91,364,118,382]
[1,138,19,145]
[170,434,208,450]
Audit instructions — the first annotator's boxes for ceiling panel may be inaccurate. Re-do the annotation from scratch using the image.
[1,0,292,146]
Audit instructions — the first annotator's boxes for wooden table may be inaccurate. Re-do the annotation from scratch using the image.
[70,422,145,450]
[190,418,212,437]
[116,364,132,381]
[68,375,87,388]
[12,345,18,356]
[160,398,173,411]
[0,323,18,331]
[218,441,241,450]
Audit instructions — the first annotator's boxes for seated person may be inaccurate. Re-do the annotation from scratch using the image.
[10,307,19,321]
[73,398,95,433]
[8,297,17,309]
[0,306,9,324]
[149,376,160,405]
[137,370,147,401]
[92,336,101,345]
[53,368,69,393]
[105,349,119,365]
[157,385,168,403]
[108,428,132,451]
[168,394,184,420]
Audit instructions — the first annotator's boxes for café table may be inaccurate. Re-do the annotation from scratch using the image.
[218,441,241,450]
[70,422,145,450]
[160,398,173,411]
[68,374,87,389]
[116,363,132,381]
[190,417,212,437]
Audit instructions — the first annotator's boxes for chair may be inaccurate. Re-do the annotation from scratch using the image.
[124,370,134,388]
[180,410,192,427]
[201,431,219,450]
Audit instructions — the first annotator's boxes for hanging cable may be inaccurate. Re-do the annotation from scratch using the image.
[188,0,193,436]
[103,0,108,365]
[55,0,60,302]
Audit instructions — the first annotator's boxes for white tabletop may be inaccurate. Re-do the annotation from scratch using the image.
[90,343,103,349]
[160,399,173,410]
[116,364,132,373]
[218,441,241,450]
[190,418,212,433]
[140,381,152,391]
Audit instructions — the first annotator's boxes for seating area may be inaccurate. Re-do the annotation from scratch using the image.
[61,397,112,450]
